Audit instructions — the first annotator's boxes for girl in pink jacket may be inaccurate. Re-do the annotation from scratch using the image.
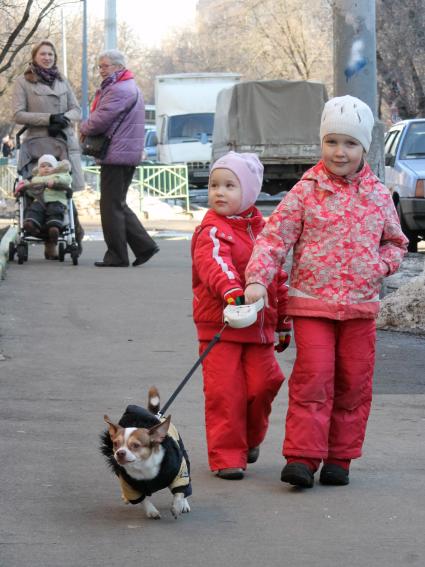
[192,152,290,480]
[245,96,408,488]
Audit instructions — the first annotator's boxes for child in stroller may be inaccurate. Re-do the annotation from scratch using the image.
[9,130,84,266]
[9,131,81,265]
[17,154,72,259]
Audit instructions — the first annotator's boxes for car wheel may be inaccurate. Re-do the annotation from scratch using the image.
[397,203,418,253]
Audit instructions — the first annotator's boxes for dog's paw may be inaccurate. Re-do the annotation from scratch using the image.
[171,494,190,518]
[181,498,190,514]
[143,499,161,520]
[146,509,161,520]
[121,493,130,505]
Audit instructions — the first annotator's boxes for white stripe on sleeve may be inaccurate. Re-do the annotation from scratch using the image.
[209,226,235,281]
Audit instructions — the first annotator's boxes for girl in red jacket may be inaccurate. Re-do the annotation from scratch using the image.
[192,152,290,480]
[245,96,408,488]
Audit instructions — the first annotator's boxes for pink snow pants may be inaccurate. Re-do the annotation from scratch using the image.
[200,340,285,471]
[283,317,376,461]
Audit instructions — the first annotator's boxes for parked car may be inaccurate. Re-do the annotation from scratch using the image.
[142,128,158,161]
[385,119,425,252]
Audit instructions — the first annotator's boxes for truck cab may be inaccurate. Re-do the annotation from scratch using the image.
[158,112,214,183]
[155,73,241,187]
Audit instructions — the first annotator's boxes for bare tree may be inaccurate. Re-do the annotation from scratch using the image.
[193,0,333,84]
[0,0,71,89]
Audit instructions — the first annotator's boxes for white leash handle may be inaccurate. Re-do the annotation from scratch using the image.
[223,298,265,329]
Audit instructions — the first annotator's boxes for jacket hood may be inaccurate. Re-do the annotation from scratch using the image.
[302,159,379,195]
[201,207,264,231]
[31,159,71,176]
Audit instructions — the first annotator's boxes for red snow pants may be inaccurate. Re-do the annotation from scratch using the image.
[283,317,376,461]
[200,340,285,471]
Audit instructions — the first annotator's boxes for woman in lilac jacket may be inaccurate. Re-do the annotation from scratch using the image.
[80,49,158,267]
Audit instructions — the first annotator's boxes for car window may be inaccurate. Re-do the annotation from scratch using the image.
[399,122,425,159]
[384,130,396,153]
[146,131,157,147]
[385,129,401,157]
[167,113,214,141]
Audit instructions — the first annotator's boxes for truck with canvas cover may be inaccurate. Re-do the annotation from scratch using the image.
[212,79,328,194]
[155,73,241,187]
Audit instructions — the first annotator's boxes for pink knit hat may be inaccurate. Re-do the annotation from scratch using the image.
[210,151,263,214]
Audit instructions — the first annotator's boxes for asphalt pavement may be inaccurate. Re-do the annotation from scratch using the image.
[0,238,424,567]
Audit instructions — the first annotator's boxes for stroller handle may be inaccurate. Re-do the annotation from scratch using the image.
[15,126,28,149]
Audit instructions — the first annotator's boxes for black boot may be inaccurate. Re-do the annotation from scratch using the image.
[319,464,349,486]
[281,462,314,488]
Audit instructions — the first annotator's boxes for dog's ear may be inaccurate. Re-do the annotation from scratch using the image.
[149,415,171,444]
[104,415,121,438]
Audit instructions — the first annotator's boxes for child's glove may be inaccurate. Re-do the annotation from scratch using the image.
[224,288,245,306]
[14,180,27,195]
[275,331,291,352]
[274,317,292,353]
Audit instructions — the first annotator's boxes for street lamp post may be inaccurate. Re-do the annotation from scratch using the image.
[81,0,89,121]
[105,0,117,49]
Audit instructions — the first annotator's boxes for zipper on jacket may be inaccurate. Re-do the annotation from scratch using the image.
[247,223,255,242]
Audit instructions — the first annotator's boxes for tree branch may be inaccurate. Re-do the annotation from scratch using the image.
[0,0,58,76]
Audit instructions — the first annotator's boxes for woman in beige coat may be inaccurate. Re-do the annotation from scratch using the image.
[12,40,84,257]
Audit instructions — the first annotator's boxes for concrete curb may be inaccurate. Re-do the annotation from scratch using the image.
[0,225,17,280]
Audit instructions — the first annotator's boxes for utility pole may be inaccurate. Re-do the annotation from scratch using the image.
[333,0,384,179]
[105,0,117,50]
[81,0,89,121]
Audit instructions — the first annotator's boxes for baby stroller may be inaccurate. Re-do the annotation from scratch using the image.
[8,127,79,266]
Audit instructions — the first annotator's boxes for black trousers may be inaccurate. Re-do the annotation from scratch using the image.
[100,164,156,265]
[25,199,67,230]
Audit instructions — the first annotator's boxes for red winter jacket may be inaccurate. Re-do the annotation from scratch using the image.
[192,208,289,343]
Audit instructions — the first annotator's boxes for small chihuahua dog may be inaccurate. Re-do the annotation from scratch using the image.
[101,387,191,519]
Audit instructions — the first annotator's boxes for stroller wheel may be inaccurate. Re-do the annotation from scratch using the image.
[8,241,16,262]
[17,244,26,265]
[58,242,66,262]
[71,249,79,266]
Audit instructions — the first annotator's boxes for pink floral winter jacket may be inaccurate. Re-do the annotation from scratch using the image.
[246,161,408,320]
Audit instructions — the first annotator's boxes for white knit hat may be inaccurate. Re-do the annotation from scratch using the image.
[38,154,58,168]
[320,95,374,152]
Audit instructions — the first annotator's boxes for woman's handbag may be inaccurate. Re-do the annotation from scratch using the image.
[81,92,139,159]
[80,134,111,160]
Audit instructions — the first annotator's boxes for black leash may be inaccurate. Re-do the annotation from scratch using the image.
[157,323,228,417]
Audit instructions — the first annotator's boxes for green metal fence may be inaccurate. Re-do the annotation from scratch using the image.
[0,163,17,197]
[82,163,190,213]
[0,163,190,214]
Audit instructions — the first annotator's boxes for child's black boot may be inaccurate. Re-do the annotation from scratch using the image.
[319,463,349,486]
[281,462,314,488]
